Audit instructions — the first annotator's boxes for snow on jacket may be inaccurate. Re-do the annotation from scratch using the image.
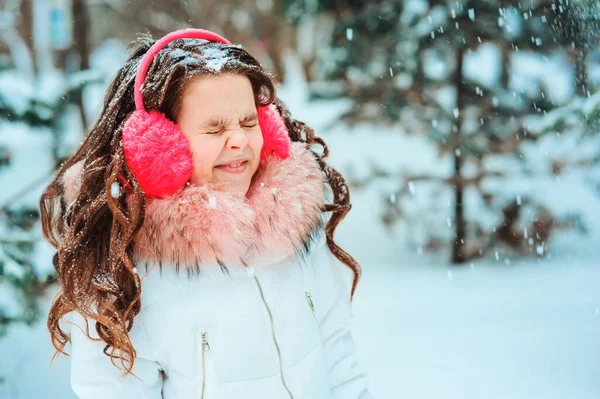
[63,142,373,398]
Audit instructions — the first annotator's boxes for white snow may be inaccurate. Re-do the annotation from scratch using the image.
[510,51,575,105]
[110,181,120,198]
[423,48,452,80]
[84,39,129,123]
[0,122,54,208]
[463,43,503,88]
[468,8,475,21]
[346,28,353,41]
[349,255,600,399]
[199,47,231,72]
[0,70,34,116]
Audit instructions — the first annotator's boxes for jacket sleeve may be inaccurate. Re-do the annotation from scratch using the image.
[65,310,164,398]
[311,238,374,399]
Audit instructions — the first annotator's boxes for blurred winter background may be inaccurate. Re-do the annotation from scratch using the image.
[0,0,599,398]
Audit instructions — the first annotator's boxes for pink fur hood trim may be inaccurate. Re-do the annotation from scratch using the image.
[63,142,326,272]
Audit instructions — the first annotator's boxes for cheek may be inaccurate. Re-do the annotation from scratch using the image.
[189,138,222,174]
[251,130,264,157]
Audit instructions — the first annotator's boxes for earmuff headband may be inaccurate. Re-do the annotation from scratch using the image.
[134,29,231,111]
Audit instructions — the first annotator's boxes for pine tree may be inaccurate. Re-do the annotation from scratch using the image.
[298,0,599,263]
[0,0,106,336]
[0,66,102,337]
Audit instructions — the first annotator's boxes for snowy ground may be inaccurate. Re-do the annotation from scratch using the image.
[354,255,600,398]
[0,52,599,398]
[341,188,600,399]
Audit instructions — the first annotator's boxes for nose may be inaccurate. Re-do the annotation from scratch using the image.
[225,128,249,150]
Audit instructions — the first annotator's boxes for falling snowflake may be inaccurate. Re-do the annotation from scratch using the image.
[110,182,120,198]
[468,9,475,21]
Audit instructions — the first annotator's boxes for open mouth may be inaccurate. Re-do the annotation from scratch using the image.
[215,160,248,174]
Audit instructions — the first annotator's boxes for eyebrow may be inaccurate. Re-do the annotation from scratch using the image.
[202,112,258,128]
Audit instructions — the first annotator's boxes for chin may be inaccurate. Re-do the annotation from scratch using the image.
[226,180,251,195]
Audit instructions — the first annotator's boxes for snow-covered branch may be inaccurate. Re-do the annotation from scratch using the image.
[0,0,34,80]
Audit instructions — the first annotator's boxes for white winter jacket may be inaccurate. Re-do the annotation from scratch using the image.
[67,237,372,398]
[63,142,373,398]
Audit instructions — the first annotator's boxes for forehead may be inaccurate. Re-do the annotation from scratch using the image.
[178,73,256,121]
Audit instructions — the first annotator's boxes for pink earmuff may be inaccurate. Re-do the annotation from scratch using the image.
[121,28,291,198]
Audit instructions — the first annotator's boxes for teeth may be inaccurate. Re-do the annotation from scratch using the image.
[225,161,244,168]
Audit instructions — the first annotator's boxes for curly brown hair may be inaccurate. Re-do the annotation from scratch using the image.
[40,35,361,376]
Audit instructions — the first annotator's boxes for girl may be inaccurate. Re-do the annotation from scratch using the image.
[40,29,372,399]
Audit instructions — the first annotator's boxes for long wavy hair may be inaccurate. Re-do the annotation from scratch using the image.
[40,36,361,375]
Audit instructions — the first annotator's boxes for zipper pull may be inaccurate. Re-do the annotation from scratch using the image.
[201,329,210,352]
[305,292,315,313]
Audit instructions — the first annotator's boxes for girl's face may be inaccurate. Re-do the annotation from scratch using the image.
[176,73,264,195]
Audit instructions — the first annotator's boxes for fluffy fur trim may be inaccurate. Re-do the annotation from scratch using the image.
[121,110,194,198]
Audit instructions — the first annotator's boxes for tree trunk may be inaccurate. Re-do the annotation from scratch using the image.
[72,0,91,128]
[451,48,467,264]
[500,42,510,89]
[262,15,287,82]
[573,47,589,97]
[17,0,37,77]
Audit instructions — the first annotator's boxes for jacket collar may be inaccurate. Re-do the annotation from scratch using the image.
[131,142,326,274]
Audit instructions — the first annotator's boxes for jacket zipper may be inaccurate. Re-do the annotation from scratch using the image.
[197,329,210,399]
[305,291,318,325]
[253,276,294,399]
